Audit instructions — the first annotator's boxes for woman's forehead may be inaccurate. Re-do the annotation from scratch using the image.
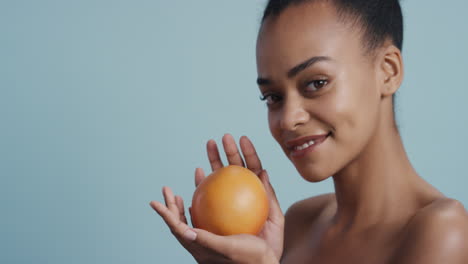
[256,3,364,76]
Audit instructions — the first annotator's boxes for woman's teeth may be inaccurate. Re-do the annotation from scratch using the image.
[294,140,315,151]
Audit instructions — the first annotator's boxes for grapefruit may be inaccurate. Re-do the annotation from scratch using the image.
[191,165,269,236]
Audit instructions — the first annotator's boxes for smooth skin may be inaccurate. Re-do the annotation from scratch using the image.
[151,1,468,263]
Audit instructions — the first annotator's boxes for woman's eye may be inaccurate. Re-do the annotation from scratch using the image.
[306,79,328,91]
[260,94,282,105]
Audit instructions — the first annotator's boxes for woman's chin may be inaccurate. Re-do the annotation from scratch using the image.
[296,166,332,182]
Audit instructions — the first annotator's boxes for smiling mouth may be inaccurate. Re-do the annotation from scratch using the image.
[287,132,331,157]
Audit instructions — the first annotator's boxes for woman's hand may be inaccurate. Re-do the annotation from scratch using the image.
[150,134,284,264]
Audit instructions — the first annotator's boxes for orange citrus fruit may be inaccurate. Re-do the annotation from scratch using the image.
[191,165,269,236]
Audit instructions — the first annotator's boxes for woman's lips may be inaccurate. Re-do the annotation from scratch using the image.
[287,133,330,157]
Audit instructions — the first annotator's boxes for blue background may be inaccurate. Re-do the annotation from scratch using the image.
[1,0,467,263]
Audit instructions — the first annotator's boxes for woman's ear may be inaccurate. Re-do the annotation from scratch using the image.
[377,44,404,98]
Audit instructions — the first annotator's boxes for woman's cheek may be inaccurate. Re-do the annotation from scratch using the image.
[268,111,281,144]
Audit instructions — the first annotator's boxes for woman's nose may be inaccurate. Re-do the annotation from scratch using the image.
[279,98,309,131]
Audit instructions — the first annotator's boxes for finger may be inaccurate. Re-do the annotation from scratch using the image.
[175,195,188,224]
[152,201,239,262]
[259,170,284,223]
[239,136,263,175]
[195,167,206,187]
[150,200,169,219]
[162,186,180,217]
[188,206,198,228]
[207,139,224,171]
[222,133,245,167]
[149,200,196,242]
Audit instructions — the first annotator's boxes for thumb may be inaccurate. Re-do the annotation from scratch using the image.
[260,170,284,221]
[190,228,235,255]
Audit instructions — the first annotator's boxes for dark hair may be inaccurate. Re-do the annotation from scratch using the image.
[261,0,404,54]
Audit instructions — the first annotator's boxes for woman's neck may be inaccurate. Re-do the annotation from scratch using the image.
[331,111,442,232]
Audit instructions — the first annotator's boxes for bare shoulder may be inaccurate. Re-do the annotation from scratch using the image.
[283,193,335,251]
[285,192,335,220]
[393,198,468,264]
[406,198,468,239]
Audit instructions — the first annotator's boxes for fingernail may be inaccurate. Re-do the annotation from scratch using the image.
[183,229,197,241]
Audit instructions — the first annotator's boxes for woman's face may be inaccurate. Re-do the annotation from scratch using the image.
[256,2,382,182]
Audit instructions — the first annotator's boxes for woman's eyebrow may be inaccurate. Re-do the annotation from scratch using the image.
[256,77,271,86]
[287,56,332,78]
[256,55,332,86]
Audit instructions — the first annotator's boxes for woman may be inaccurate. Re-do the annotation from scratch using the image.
[150,0,468,263]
